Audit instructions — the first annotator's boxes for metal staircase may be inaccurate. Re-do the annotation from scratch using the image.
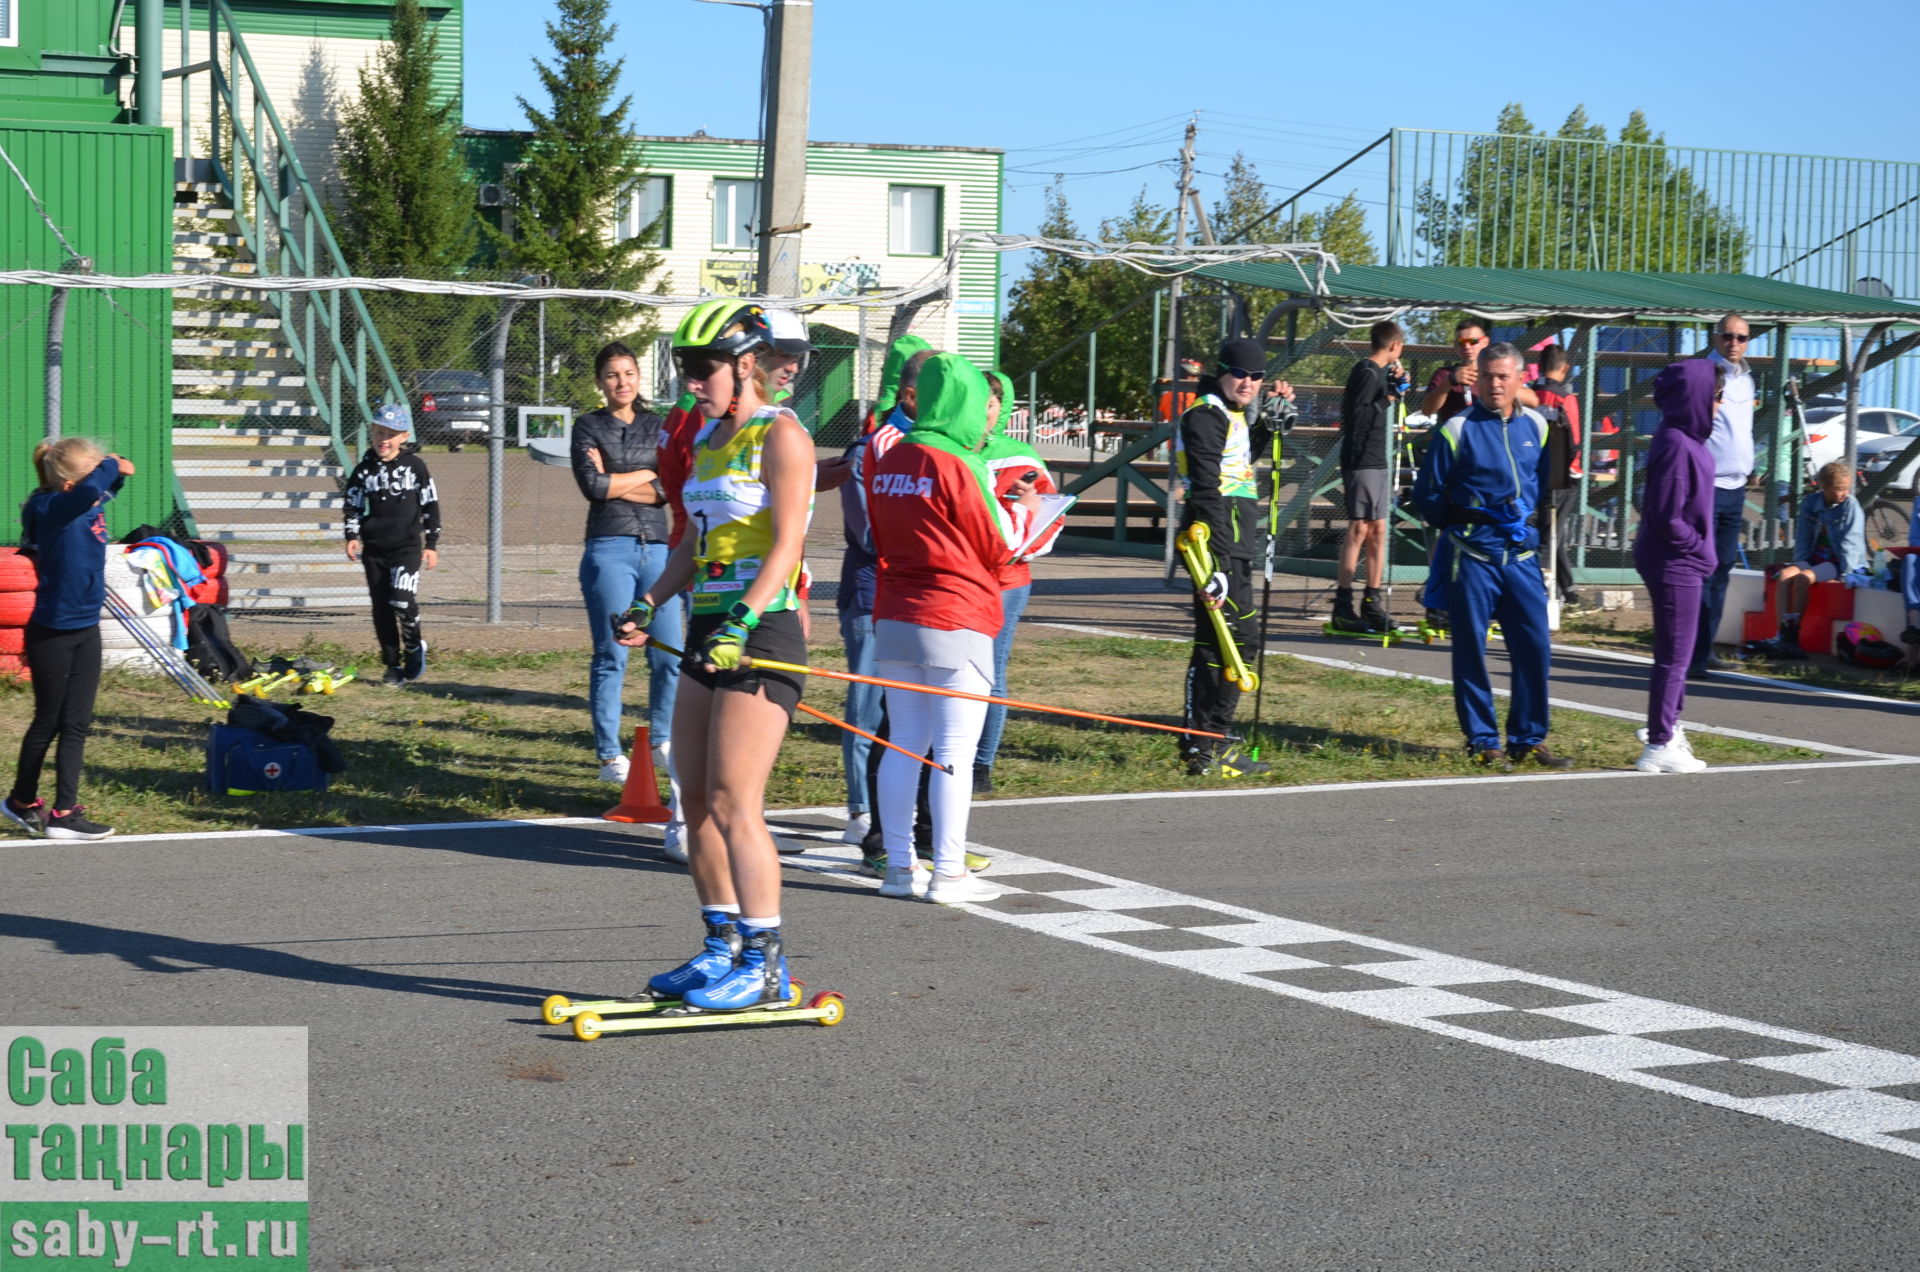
[166,0,405,610]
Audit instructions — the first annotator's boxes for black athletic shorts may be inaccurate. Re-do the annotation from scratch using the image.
[681,608,807,717]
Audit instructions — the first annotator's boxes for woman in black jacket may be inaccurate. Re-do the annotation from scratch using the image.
[572,342,686,794]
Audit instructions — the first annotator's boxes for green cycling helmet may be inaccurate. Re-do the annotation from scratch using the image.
[673,300,775,359]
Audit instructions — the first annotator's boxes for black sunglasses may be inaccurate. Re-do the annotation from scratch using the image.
[1219,365,1266,381]
[1717,331,1751,343]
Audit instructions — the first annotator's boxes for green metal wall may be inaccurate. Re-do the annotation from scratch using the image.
[0,0,128,124]
[0,121,173,539]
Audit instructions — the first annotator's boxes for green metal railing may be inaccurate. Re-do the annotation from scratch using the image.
[176,0,403,469]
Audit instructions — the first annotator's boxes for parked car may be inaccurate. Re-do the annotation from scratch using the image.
[1800,404,1920,472]
[405,370,492,450]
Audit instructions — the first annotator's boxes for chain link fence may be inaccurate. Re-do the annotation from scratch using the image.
[1,269,942,628]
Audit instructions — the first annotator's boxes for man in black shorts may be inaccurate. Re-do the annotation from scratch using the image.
[1332,321,1406,633]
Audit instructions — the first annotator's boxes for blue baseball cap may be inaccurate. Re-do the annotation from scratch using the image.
[371,403,413,435]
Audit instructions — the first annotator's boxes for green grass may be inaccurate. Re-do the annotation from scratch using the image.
[0,632,1815,838]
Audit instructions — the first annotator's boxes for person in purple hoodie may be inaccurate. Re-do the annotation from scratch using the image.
[1632,361,1717,774]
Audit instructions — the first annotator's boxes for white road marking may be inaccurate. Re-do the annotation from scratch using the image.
[1550,640,1920,712]
[101,816,607,847]
[774,830,1920,1162]
[1039,622,1919,761]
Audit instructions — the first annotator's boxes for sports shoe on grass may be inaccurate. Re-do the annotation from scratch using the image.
[1636,724,1692,753]
[1469,746,1511,772]
[926,871,997,907]
[381,667,407,687]
[402,638,428,682]
[598,755,630,785]
[1507,742,1573,769]
[44,806,114,841]
[1635,742,1707,774]
[2,796,46,838]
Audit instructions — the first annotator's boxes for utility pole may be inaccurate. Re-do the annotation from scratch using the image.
[1162,117,1197,583]
[757,0,813,297]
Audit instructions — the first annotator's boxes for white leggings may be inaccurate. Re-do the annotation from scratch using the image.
[876,659,990,875]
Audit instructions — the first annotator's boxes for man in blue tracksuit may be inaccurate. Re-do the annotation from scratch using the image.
[1413,341,1573,770]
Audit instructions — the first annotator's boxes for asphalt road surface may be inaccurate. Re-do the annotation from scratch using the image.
[3,641,1915,1271]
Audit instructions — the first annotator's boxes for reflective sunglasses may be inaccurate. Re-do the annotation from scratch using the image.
[1717,330,1751,343]
[1219,365,1266,381]
[674,351,730,381]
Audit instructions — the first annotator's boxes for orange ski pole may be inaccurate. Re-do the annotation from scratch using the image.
[795,701,953,775]
[742,658,1233,741]
[641,637,958,772]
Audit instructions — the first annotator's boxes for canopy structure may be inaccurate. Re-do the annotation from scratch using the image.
[1191,263,1920,330]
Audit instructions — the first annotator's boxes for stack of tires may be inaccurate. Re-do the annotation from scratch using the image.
[0,548,36,681]
[187,540,230,608]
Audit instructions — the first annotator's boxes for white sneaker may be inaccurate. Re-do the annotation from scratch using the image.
[841,813,871,845]
[877,866,920,899]
[660,820,689,864]
[598,755,630,784]
[1635,742,1707,774]
[1636,724,1691,753]
[926,871,998,906]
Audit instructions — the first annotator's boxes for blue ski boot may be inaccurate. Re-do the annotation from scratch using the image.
[681,925,790,1012]
[644,910,740,1000]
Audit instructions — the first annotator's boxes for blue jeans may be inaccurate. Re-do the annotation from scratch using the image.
[579,537,684,761]
[974,583,1031,769]
[1692,485,1747,670]
[837,608,883,814]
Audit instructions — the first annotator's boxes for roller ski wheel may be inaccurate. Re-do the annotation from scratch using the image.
[569,986,843,1038]
[809,991,848,1027]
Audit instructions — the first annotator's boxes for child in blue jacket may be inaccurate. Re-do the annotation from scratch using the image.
[4,439,133,840]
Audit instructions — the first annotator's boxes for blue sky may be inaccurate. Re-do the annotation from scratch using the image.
[461,0,1917,262]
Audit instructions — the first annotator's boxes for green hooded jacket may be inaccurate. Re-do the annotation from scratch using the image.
[872,333,934,421]
[979,369,1041,466]
[901,354,1009,537]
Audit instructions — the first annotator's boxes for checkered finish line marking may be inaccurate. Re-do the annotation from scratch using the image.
[778,832,1920,1162]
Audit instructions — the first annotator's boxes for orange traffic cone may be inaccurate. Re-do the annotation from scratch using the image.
[604,725,673,824]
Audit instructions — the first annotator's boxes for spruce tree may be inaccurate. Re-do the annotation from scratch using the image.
[500,0,660,407]
[335,0,474,275]
[333,0,480,394]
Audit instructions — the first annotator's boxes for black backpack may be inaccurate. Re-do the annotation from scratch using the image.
[185,605,254,682]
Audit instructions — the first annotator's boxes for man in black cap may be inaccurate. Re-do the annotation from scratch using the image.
[1174,337,1293,777]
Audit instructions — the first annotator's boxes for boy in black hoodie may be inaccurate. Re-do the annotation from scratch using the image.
[345,404,441,685]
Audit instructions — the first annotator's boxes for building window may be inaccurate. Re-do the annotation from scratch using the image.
[0,0,16,48]
[712,178,759,251]
[889,185,942,256]
[616,175,672,248]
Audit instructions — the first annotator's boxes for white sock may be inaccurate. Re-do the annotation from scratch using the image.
[704,903,740,918]
[740,915,780,931]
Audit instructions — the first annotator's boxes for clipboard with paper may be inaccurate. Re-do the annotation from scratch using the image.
[1011,492,1076,561]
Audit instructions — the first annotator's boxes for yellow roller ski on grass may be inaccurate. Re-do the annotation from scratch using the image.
[1176,523,1258,693]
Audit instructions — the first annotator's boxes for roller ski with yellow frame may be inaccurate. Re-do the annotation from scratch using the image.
[1175,523,1258,693]
[544,914,845,1039]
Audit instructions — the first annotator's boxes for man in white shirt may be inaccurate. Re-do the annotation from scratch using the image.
[1691,313,1757,676]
